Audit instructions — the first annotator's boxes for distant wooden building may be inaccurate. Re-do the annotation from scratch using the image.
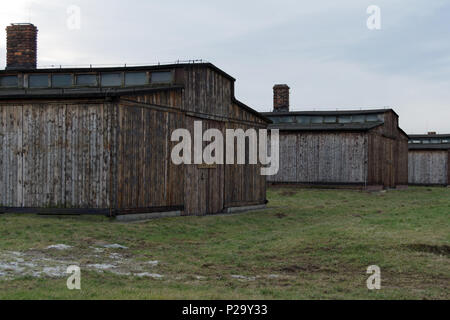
[262,85,409,189]
[0,23,269,217]
[408,133,450,186]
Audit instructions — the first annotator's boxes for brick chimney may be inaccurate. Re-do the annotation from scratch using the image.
[428,132,437,135]
[6,23,38,70]
[273,84,290,112]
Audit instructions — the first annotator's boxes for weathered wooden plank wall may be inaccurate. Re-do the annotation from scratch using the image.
[184,117,225,215]
[0,105,22,207]
[224,122,266,207]
[0,102,116,208]
[408,150,448,185]
[182,66,231,118]
[368,112,409,188]
[180,67,267,211]
[396,137,409,185]
[0,64,268,214]
[448,151,450,185]
[122,90,182,108]
[268,132,368,184]
[117,104,184,209]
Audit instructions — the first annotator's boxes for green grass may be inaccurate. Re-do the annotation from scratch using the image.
[0,186,449,300]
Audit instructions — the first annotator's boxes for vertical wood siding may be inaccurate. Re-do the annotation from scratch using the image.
[223,122,267,207]
[448,151,450,185]
[184,116,225,215]
[367,113,409,188]
[0,103,116,208]
[269,132,368,184]
[408,150,448,185]
[182,66,231,117]
[0,105,22,206]
[0,65,269,214]
[117,104,184,209]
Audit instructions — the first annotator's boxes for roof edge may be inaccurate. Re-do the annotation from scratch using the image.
[261,108,397,116]
[232,98,272,124]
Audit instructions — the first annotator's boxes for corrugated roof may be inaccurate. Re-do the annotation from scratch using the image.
[268,122,383,132]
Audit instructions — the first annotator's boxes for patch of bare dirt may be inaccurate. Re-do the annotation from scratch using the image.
[0,243,164,280]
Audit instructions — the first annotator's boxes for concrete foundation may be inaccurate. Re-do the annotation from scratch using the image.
[115,211,181,222]
[225,204,267,214]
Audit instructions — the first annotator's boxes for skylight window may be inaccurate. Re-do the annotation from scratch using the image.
[52,74,72,88]
[151,71,172,83]
[101,73,122,87]
[125,72,147,86]
[0,75,18,88]
[76,74,98,86]
[29,74,49,88]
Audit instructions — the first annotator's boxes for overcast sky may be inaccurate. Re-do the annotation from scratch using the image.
[1,0,449,133]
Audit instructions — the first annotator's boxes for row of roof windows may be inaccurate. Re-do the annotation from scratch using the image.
[409,139,450,144]
[269,113,384,125]
[0,71,173,89]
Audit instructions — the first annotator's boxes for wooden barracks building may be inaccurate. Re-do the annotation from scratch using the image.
[408,133,450,186]
[262,85,409,190]
[0,23,269,218]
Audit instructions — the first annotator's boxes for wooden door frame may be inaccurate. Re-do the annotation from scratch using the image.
[184,116,225,215]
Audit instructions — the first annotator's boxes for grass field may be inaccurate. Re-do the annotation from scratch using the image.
[0,186,449,300]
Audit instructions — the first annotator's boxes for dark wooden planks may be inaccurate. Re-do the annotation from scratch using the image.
[183,116,225,215]
[0,105,22,207]
[224,122,266,208]
[116,104,184,210]
[408,150,448,185]
[1,102,116,208]
[0,64,269,215]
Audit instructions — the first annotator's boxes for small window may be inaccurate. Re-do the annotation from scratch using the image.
[296,116,311,124]
[366,114,379,122]
[431,139,441,144]
[29,74,49,88]
[324,116,337,123]
[52,74,72,88]
[422,140,430,144]
[311,116,323,124]
[352,115,365,123]
[338,116,352,123]
[125,72,147,86]
[443,139,449,143]
[278,116,294,123]
[101,73,122,87]
[270,117,281,124]
[151,71,172,83]
[0,75,18,88]
[76,74,98,86]
[412,140,421,144]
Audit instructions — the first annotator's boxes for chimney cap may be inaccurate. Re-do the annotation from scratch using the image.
[10,23,36,26]
[273,84,290,89]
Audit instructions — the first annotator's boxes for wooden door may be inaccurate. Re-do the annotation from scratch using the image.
[384,139,395,188]
[184,117,224,215]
